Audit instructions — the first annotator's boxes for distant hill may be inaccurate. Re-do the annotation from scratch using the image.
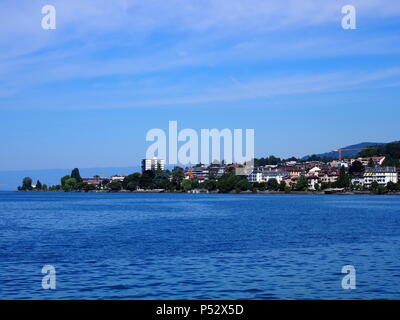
[302,142,386,160]
[357,141,400,166]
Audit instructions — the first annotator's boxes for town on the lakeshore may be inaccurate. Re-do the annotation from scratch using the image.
[18,142,400,194]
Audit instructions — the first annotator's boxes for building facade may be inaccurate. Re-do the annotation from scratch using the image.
[363,167,398,187]
[247,168,264,183]
[141,157,165,173]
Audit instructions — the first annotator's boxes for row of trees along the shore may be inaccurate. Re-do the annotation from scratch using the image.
[18,163,400,194]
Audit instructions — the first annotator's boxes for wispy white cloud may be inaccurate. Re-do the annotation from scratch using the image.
[3,67,399,110]
[2,0,400,56]
[1,0,400,108]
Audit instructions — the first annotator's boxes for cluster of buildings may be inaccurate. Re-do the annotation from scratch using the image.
[246,156,398,189]
[82,156,398,190]
[180,156,399,190]
[82,175,126,186]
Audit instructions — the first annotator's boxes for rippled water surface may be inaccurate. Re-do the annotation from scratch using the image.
[1,192,400,299]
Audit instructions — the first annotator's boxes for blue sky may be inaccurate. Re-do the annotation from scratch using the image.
[1,0,400,171]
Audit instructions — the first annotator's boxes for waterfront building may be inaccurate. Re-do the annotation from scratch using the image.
[82,177,109,185]
[141,157,165,173]
[307,166,322,177]
[193,166,210,182]
[184,168,196,180]
[262,171,290,184]
[352,156,386,167]
[280,166,304,179]
[319,169,339,184]
[247,168,264,183]
[330,160,349,168]
[363,166,398,187]
[307,176,319,190]
[111,175,127,182]
[208,166,226,179]
[303,162,325,170]
[350,172,365,186]
[263,165,278,170]
[247,169,289,184]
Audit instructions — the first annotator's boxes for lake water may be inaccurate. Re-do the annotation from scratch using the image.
[1,191,400,300]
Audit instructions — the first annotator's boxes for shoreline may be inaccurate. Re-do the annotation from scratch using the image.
[14,190,400,195]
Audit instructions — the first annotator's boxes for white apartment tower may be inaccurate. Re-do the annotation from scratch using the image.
[141,157,165,173]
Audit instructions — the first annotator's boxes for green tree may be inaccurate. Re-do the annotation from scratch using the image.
[255,182,267,191]
[294,175,308,191]
[334,166,351,189]
[61,175,71,188]
[71,168,83,183]
[278,180,286,191]
[181,179,194,192]
[203,179,217,191]
[139,170,155,189]
[367,158,375,168]
[21,177,33,191]
[236,179,252,192]
[253,155,282,166]
[377,185,387,194]
[382,156,399,167]
[217,173,245,193]
[153,171,171,189]
[370,181,379,191]
[36,180,42,190]
[386,181,398,192]
[171,167,185,190]
[358,141,400,161]
[50,185,62,191]
[122,173,141,190]
[370,183,386,194]
[348,160,364,175]
[108,181,122,191]
[63,178,77,191]
[192,179,200,189]
[266,179,279,191]
[320,182,331,190]
[305,155,335,163]
[83,183,96,192]
[126,182,138,191]
[75,181,86,191]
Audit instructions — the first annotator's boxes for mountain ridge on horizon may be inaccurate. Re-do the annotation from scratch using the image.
[302,142,387,160]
